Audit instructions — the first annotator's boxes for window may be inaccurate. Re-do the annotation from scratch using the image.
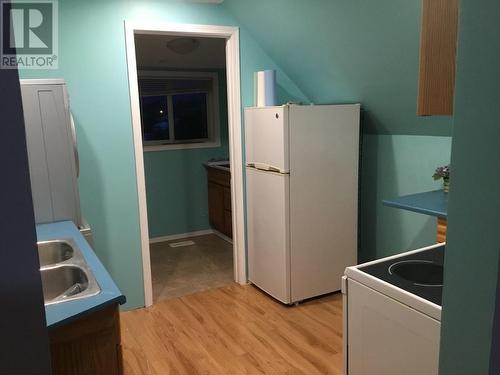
[138,71,220,150]
[172,92,208,140]
[141,95,170,142]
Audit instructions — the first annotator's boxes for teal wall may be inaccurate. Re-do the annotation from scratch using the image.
[223,0,454,261]
[223,0,453,136]
[439,0,500,373]
[19,0,307,309]
[17,0,472,313]
[143,70,229,239]
[360,135,451,262]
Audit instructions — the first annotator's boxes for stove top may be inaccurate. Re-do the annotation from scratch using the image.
[359,245,445,306]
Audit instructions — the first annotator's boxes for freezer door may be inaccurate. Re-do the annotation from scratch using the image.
[246,167,290,303]
[244,106,289,173]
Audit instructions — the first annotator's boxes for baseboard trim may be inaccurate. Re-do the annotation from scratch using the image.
[212,230,233,244]
[149,229,214,244]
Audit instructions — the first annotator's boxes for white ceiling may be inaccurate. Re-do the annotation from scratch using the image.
[186,0,224,3]
[135,34,226,69]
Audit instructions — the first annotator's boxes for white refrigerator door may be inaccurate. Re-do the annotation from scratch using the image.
[289,104,360,302]
[246,167,290,303]
[244,106,289,173]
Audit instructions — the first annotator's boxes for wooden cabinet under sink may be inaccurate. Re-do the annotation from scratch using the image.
[206,167,232,238]
[49,304,123,375]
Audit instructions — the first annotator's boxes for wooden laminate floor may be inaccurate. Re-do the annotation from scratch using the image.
[121,283,343,375]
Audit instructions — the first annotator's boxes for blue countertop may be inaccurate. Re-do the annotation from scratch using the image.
[37,221,126,329]
[382,190,448,218]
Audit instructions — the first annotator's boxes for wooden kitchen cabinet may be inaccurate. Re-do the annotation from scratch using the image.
[417,0,459,116]
[208,181,225,232]
[224,209,233,238]
[206,167,232,238]
[49,304,123,375]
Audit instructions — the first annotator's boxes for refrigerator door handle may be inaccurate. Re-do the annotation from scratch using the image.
[247,162,288,174]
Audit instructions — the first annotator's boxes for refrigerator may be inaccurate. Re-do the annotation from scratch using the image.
[245,104,360,304]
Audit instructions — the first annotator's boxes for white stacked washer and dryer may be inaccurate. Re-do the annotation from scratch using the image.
[20,79,94,246]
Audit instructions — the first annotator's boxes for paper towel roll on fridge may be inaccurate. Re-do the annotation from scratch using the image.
[254,70,277,107]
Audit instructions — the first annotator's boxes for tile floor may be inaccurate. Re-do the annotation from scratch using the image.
[150,234,234,303]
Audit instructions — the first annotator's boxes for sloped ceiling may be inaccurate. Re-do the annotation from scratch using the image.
[223,0,453,136]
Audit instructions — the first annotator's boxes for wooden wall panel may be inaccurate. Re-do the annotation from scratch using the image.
[417,0,459,116]
[437,217,448,243]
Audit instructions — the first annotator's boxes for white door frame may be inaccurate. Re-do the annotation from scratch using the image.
[124,21,247,307]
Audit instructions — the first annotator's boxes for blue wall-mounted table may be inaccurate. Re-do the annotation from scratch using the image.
[382,190,448,218]
[383,190,449,242]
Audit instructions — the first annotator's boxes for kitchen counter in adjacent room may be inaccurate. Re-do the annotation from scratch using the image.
[203,159,231,173]
[37,221,126,329]
[383,190,448,242]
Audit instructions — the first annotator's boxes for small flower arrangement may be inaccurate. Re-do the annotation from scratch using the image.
[433,165,450,192]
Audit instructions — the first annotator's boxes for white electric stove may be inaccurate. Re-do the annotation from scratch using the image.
[342,243,444,375]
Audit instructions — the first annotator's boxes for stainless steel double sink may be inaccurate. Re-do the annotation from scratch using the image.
[38,239,100,305]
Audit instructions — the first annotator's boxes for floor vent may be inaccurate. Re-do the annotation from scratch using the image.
[169,240,196,248]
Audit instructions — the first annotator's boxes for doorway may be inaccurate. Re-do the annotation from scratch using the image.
[124,22,246,306]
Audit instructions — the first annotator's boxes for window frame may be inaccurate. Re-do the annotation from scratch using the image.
[138,70,221,151]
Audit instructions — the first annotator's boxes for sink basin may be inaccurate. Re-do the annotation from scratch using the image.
[41,265,89,303]
[389,260,443,286]
[38,240,74,267]
[37,238,100,305]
